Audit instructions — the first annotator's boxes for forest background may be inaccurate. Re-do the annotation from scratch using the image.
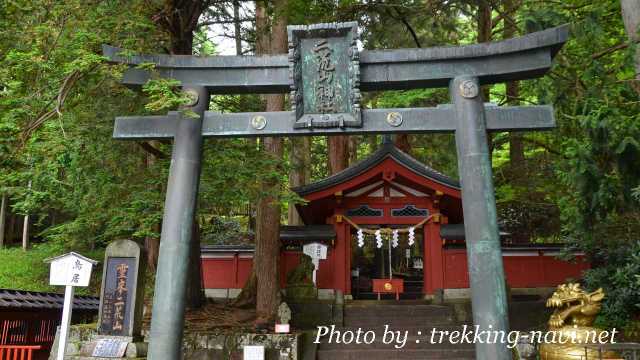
[0,0,639,333]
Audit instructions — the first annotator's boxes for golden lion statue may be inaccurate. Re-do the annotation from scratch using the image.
[539,283,619,360]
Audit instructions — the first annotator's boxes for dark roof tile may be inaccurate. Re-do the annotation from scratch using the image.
[0,289,99,311]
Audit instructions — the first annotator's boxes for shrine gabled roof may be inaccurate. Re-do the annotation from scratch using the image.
[292,143,460,197]
[0,288,99,311]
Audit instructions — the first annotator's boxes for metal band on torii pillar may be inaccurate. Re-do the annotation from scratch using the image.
[147,86,208,360]
[452,76,510,360]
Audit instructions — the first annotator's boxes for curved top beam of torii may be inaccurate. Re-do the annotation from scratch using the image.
[103,24,568,94]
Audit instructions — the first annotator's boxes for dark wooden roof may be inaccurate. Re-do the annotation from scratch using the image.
[292,143,460,197]
[443,243,570,252]
[200,225,336,253]
[440,224,510,240]
[279,225,336,242]
[0,289,99,311]
[200,244,255,253]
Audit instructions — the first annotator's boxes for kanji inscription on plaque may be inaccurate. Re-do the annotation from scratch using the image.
[288,22,361,129]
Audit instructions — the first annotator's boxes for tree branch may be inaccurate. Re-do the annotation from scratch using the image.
[137,141,169,159]
[592,41,633,60]
[21,67,93,143]
[393,8,421,48]
[197,18,255,27]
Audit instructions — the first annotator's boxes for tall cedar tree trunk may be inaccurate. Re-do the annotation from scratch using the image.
[232,0,269,309]
[148,0,208,308]
[621,0,640,95]
[504,0,525,178]
[144,151,161,272]
[328,136,349,174]
[255,0,287,323]
[288,138,310,225]
[0,193,6,247]
[394,135,412,154]
[348,136,359,164]
[233,0,242,55]
[477,0,493,156]
[393,13,422,155]
[233,1,288,322]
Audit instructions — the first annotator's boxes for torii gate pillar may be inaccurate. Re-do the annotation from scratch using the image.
[147,86,208,360]
[452,76,510,359]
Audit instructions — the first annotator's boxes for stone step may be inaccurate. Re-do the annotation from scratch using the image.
[353,293,427,300]
[344,304,453,316]
[316,348,476,360]
[344,312,454,320]
[346,299,433,305]
[344,318,456,327]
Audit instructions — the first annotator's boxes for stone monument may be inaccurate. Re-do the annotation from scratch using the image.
[98,239,146,339]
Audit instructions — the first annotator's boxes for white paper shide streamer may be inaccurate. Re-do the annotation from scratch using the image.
[375,229,383,248]
[408,227,415,246]
[392,229,399,248]
[357,228,365,247]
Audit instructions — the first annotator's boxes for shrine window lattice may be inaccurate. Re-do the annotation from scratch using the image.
[346,205,383,217]
[391,205,429,217]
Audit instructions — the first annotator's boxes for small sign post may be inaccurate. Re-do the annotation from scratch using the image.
[243,345,265,360]
[302,242,327,286]
[45,252,97,360]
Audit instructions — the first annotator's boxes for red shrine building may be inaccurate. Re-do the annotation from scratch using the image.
[200,143,588,300]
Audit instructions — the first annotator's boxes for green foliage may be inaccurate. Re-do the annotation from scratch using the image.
[519,0,640,328]
[201,216,249,245]
[142,78,192,113]
[585,241,640,329]
[0,0,638,329]
[0,241,103,294]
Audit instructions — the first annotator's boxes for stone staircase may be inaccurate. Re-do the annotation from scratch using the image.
[315,301,475,360]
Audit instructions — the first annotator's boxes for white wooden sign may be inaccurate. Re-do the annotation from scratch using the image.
[48,252,94,287]
[303,242,328,285]
[45,252,97,360]
[243,345,265,360]
[303,242,327,260]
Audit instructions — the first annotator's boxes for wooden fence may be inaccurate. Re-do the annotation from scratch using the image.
[0,345,42,360]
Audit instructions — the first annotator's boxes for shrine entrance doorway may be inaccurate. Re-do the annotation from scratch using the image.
[350,226,424,300]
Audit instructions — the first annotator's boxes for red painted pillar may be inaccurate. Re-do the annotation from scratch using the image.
[344,222,352,295]
[423,221,444,295]
[332,221,348,295]
[423,225,432,295]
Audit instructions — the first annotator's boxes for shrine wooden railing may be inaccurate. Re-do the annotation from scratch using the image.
[0,345,42,360]
[0,318,58,347]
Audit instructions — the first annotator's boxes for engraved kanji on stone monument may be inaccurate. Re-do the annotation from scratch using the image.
[288,22,361,129]
[98,239,146,338]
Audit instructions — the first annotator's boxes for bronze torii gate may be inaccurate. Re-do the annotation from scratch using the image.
[105,22,568,360]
